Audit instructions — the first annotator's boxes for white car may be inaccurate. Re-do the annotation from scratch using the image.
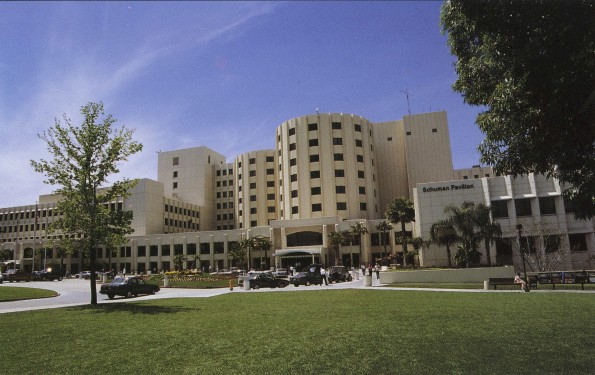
[76,271,91,279]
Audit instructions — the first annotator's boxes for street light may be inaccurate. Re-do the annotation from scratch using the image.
[516,224,528,287]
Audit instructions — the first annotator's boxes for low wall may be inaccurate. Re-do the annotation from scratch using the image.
[380,266,516,284]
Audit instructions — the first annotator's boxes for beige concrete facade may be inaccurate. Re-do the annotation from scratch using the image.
[414,174,595,271]
[453,165,495,181]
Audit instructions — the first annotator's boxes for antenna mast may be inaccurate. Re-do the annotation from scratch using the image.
[400,88,412,115]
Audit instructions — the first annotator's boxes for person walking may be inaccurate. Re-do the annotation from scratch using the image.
[320,266,328,285]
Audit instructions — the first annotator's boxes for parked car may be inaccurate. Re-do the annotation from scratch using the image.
[328,266,353,283]
[248,272,289,289]
[33,268,63,281]
[99,276,160,299]
[76,271,91,279]
[290,264,324,287]
[1,269,33,282]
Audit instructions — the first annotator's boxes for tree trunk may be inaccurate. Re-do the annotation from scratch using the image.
[401,220,408,267]
[446,245,452,268]
[484,239,492,267]
[89,243,98,305]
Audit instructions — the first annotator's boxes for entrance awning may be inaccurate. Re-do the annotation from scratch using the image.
[272,248,323,257]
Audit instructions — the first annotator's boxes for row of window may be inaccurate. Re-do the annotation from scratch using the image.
[215,168,234,176]
[0,202,124,222]
[164,204,199,218]
[164,218,198,231]
[491,196,568,218]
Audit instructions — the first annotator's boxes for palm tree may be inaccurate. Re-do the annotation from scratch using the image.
[350,222,368,267]
[239,238,255,270]
[444,201,482,268]
[328,231,345,265]
[375,221,393,256]
[228,242,244,269]
[385,197,415,267]
[173,254,186,271]
[254,236,273,270]
[429,219,458,268]
[474,203,502,267]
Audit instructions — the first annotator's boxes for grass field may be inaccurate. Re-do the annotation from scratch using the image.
[0,286,58,301]
[0,290,593,374]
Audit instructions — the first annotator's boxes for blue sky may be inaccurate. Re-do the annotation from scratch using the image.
[0,1,485,208]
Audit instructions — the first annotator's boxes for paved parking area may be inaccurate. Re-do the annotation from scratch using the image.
[1,275,592,314]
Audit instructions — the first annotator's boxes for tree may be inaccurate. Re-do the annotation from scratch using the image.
[350,222,368,267]
[386,197,415,267]
[474,203,502,267]
[228,242,244,269]
[31,102,143,305]
[375,221,393,257]
[444,202,482,268]
[254,236,272,270]
[429,219,458,268]
[441,0,595,219]
[173,254,186,271]
[239,238,255,270]
[328,231,345,266]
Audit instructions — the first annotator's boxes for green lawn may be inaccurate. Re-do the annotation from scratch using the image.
[0,290,593,374]
[0,286,58,301]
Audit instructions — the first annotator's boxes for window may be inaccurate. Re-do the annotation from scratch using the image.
[310,170,320,179]
[249,182,256,189]
[543,235,561,254]
[332,122,342,129]
[336,186,346,194]
[291,206,299,214]
[249,158,256,165]
[290,174,298,182]
[387,137,392,141]
[335,169,345,177]
[222,169,227,176]
[173,182,178,189]
[432,128,437,133]
[311,187,321,195]
[267,193,275,200]
[515,199,532,217]
[491,200,509,218]
[355,139,363,147]
[354,124,362,132]
[356,155,364,163]
[266,156,274,162]
[337,202,347,210]
[569,233,588,252]
[173,171,178,178]
[250,207,257,214]
[333,137,343,145]
[266,168,274,175]
[291,190,298,198]
[268,206,276,213]
[312,203,322,212]
[250,195,256,202]
[309,139,319,147]
[334,153,344,161]
[290,158,297,166]
[267,180,275,187]
[563,195,576,213]
[359,186,366,194]
[173,157,179,166]
[358,170,365,179]
[249,170,256,177]
[310,154,319,162]
[308,123,318,131]
[288,127,296,136]
[474,175,479,178]
[360,203,367,211]
[539,197,557,215]
[289,143,296,151]
[406,131,411,135]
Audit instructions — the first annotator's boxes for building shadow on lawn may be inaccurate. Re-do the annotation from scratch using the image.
[68,303,196,315]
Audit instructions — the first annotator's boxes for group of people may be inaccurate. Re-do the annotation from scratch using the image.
[361,264,381,279]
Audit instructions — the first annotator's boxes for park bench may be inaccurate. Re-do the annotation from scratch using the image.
[538,271,595,290]
[488,276,537,290]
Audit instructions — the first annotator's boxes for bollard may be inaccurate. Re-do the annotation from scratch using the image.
[229,279,234,291]
[243,276,251,290]
[164,274,169,287]
[364,275,372,287]
[102,273,107,283]
[483,280,489,290]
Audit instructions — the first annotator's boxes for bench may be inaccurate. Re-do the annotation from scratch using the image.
[488,276,537,290]
[538,271,595,290]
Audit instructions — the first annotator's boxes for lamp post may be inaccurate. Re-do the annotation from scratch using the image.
[516,224,528,285]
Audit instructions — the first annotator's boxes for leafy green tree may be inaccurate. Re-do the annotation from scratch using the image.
[350,222,368,267]
[228,242,244,269]
[441,0,595,219]
[328,230,345,266]
[239,238,255,270]
[375,221,393,256]
[386,197,415,267]
[173,254,186,271]
[429,219,458,268]
[31,102,143,305]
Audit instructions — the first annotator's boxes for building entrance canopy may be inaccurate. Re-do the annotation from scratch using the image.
[272,248,325,270]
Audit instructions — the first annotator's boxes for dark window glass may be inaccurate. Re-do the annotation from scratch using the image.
[515,199,532,217]
[569,233,588,252]
[289,143,296,151]
[539,197,556,215]
[290,174,298,182]
[249,158,256,164]
[356,155,364,163]
[308,123,318,131]
[359,186,366,194]
[355,139,363,147]
[310,170,320,179]
[266,156,274,162]
[491,200,509,218]
[337,202,347,210]
[333,138,343,145]
[311,187,321,195]
[334,153,344,161]
[290,158,297,166]
[335,169,345,177]
[358,170,365,179]
[291,206,299,214]
[310,154,320,162]
[291,190,298,198]
[354,124,362,132]
[336,186,346,194]
[309,139,319,147]
[312,203,322,212]
[288,128,295,136]
[332,122,342,129]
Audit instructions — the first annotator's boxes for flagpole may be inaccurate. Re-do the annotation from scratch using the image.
[32,204,36,273]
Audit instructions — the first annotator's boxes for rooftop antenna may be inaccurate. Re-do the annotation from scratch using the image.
[400,88,412,115]
[315,107,319,114]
